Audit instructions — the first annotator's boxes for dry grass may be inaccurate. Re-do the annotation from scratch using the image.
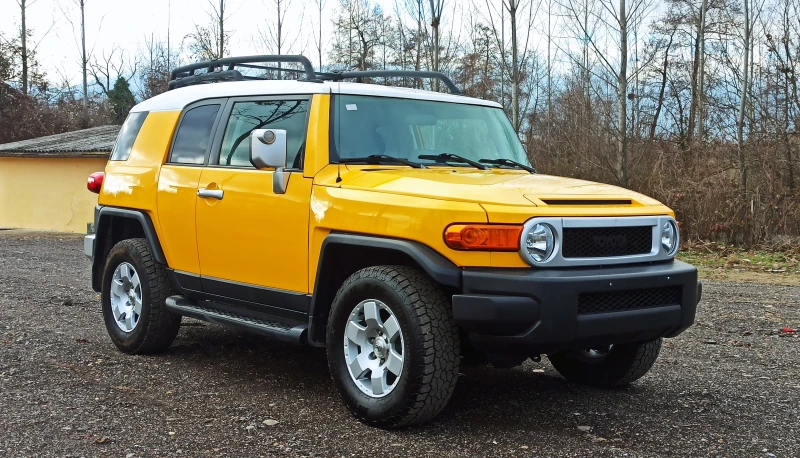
[678,242,800,285]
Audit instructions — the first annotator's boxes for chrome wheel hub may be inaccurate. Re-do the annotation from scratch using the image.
[110,262,142,333]
[343,299,405,398]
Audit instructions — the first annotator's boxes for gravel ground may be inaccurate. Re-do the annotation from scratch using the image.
[1,231,798,458]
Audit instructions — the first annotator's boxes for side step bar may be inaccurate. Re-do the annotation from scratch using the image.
[165,296,307,345]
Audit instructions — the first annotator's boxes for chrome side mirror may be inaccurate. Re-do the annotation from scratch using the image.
[250,129,290,194]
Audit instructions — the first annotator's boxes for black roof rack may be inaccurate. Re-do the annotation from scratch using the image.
[168,55,319,90]
[319,70,461,95]
[167,54,462,95]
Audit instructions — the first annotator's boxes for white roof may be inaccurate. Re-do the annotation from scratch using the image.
[131,80,501,113]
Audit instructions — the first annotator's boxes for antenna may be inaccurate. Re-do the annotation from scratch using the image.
[336,162,342,183]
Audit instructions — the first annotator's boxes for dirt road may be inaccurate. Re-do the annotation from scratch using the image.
[1,232,798,457]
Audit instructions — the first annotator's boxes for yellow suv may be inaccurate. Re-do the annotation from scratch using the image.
[84,55,701,428]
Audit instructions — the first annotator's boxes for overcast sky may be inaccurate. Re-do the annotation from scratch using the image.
[0,0,402,89]
[2,0,669,95]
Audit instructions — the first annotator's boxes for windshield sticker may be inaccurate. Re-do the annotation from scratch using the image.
[345,104,358,111]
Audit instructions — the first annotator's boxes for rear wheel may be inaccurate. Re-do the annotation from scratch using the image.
[548,339,662,388]
[101,239,182,354]
[326,266,460,428]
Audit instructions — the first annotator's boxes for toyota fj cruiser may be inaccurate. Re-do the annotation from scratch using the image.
[84,55,701,428]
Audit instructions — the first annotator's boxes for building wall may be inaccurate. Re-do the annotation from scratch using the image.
[0,157,107,233]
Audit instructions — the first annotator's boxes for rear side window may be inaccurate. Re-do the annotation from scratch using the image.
[169,104,221,164]
[110,112,148,161]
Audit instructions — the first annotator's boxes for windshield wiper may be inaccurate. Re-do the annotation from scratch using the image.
[479,158,537,173]
[418,153,489,170]
[339,154,425,169]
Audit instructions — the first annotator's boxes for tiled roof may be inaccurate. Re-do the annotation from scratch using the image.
[0,125,120,158]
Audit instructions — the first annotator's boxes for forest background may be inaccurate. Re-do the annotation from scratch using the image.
[2,0,799,248]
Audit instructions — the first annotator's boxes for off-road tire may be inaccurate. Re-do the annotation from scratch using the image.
[548,338,662,388]
[101,238,181,354]
[326,266,460,428]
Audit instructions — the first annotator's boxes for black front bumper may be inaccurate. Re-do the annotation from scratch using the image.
[452,260,701,354]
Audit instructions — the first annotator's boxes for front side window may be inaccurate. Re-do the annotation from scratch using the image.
[218,100,310,168]
[169,104,221,165]
[110,111,148,161]
[331,95,529,167]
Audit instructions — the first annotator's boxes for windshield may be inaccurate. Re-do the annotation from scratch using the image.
[331,95,530,167]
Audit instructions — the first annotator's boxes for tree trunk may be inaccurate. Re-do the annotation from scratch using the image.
[219,0,225,58]
[783,76,796,190]
[81,0,88,124]
[509,0,519,132]
[737,0,749,191]
[318,1,323,69]
[277,0,282,78]
[687,0,707,148]
[20,0,28,95]
[428,0,441,92]
[649,32,673,141]
[617,0,628,188]
[697,7,707,140]
[546,0,552,139]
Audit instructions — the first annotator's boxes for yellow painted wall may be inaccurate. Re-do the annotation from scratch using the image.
[0,157,108,233]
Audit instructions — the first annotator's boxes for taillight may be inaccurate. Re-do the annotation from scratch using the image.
[444,224,522,251]
[87,172,104,194]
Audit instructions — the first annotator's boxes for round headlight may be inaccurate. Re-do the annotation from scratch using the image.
[524,223,555,263]
[661,220,678,255]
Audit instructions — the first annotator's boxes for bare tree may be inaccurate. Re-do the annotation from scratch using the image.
[186,0,231,60]
[139,35,178,100]
[687,0,708,145]
[16,0,32,94]
[649,30,674,141]
[78,0,88,122]
[311,0,327,69]
[260,0,303,78]
[90,47,137,96]
[559,0,654,187]
[737,0,751,190]
[57,0,93,123]
[330,0,387,71]
[483,0,536,131]
[428,0,443,90]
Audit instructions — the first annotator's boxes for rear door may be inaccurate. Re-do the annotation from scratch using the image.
[156,100,225,277]
[194,96,313,310]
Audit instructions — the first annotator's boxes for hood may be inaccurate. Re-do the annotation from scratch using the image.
[333,166,663,207]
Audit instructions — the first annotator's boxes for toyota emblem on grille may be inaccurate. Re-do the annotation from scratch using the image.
[592,234,628,248]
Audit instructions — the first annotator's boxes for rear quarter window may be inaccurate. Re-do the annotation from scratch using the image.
[110,112,148,161]
[169,104,221,165]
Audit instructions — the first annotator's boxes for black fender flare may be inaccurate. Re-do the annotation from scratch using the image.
[91,207,167,292]
[95,207,166,263]
[307,233,462,345]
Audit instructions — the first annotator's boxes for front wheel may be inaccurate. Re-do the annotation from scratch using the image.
[548,338,662,388]
[326,266,460,428]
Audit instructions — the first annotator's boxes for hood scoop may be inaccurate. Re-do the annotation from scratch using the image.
[540,199,634,206]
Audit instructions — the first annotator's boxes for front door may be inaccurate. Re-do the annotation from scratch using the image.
[195,97,313,311]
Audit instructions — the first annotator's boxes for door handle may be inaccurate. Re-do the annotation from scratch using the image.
[197,188,224,199]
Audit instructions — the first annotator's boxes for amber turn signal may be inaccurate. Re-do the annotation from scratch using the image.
[444,224,522,251]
